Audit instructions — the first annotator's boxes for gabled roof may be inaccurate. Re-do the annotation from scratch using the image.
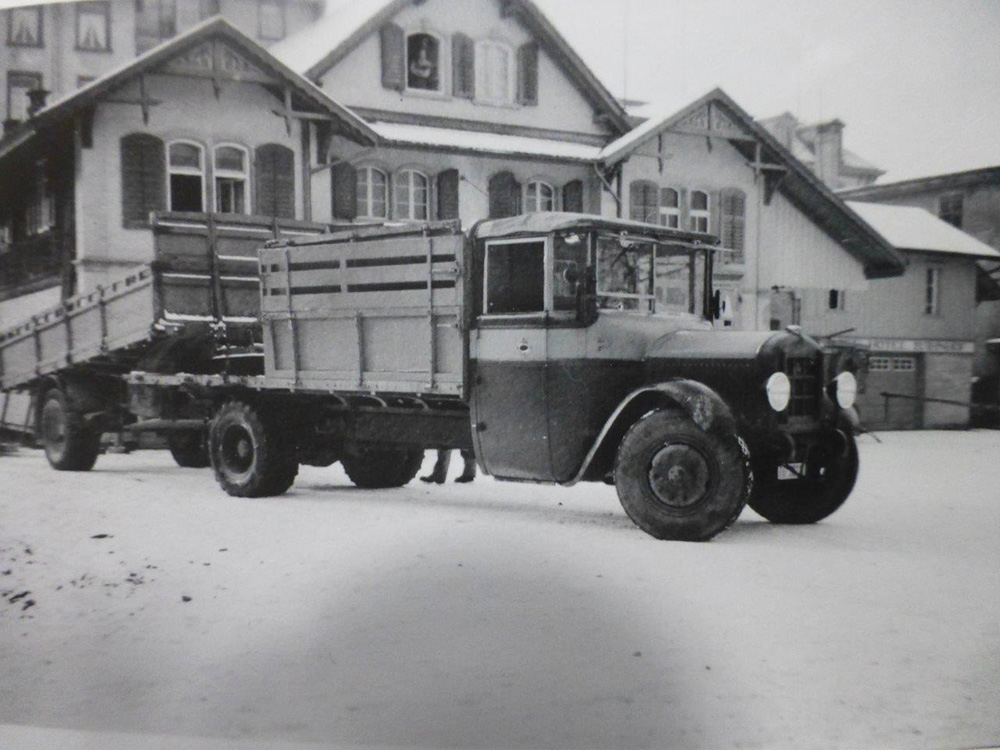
[0,17,377,161]
[598,88,906,280]
[845,202,1000,260]
[271,0,631,134]
[838,165,1000,200]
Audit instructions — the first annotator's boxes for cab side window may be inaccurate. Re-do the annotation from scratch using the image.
[485,240,545,314]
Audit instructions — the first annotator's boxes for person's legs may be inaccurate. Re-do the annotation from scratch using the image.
[456,449,477,483]
[421,450,451,483]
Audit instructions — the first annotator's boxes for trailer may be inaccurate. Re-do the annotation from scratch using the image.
[1,213,867,541]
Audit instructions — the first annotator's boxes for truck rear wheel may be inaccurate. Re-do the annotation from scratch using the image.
[209,401,298,497]
[341,446,424,489]
[40,388,101,472]
[167,430,210,468]
[614,410,749,542]
[748,433,859,524]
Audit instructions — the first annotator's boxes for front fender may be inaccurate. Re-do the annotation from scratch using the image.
[561,379,737,486]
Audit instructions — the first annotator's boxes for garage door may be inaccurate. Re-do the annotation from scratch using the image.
[856,354,921,430]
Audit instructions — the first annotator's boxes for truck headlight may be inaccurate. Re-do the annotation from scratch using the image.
[765,372,791,412]
[834,371,857,409]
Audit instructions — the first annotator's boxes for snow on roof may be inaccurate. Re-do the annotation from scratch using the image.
[270,0,394,74]
[597,100,685,164]
[846,202,1000,259]
[371,121,601,162]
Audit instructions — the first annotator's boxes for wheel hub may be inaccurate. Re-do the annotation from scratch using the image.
[647,443,711,508]
[221,425,255,474]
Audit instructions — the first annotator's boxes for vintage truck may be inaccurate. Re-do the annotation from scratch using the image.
[0,213,863,541]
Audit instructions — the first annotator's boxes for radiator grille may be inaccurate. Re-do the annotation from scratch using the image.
[785,356,820,418]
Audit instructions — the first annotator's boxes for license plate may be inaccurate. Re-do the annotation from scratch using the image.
[777,463,804,480]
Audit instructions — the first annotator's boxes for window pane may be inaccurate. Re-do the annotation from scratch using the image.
[215,146,245,172]
[77,2,109,51]
[597,237,654,311]
[170,174,203,211]
[216,178,245,214]
[486,241,545,314]
[553,235,585,312]
[691,191,708,210]
[660,188,678,208]
[370,169,387,218]
[407,33,440,91]
[169,142,201,168]
[9,7,42,47]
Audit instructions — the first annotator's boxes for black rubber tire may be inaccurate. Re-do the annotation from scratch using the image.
[40,388,101,472]
[167,430,211,468]
[748,433,859,524]
[209,401,298,497]
[614,410,749,542]
[341,446,425,489]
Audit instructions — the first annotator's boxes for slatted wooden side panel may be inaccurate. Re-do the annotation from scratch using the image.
[259,230,466,396]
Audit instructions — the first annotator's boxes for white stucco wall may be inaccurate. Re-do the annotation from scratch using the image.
[76,72,305,291]
[315,0,610,139]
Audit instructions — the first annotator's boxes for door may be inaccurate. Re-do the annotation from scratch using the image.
[471,236,553,480]
[856,353,921,429]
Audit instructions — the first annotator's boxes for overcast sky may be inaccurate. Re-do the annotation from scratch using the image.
[536,0,1000,183]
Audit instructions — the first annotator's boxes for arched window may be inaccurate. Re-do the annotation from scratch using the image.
[406,32,441,92]
[525,181,555,212]
[689,189,710,232]
[356,166,388,219]
[476,39,514,104]
[213,144,249,214]
[629,181,658,224]
[659,187,680,228]
[394,169,429,220]
[167,141,205,212]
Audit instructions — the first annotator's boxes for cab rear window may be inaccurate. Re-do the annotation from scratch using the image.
[485,240,545,314]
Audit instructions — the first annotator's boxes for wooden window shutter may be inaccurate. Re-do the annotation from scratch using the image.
[120,133,165,227]
[711,190,722,237]
[380,23,405,91]
[720,188,746,261]
[563,179,583,213]
[452,33,475,99]
[254,143,295,219]
[331,161,358,220]
[437,168,460,220]
[488,171,521,218]
[516,42,539,105]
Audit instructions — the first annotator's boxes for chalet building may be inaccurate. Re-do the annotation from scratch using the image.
[0,18,377,327]
[270,0,632,228]
[595,88,904,338]
[838,166,1000,423]
[2,0,322,126]
[757,112,884,191]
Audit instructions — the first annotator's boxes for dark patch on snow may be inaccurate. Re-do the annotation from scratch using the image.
[8,590,30,604]
[90,534,113,539]
[181,595,192,602]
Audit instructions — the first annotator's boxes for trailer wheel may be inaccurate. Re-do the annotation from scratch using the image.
[614,409,748,542]
[167,430,210,468]
[341,446,424,489]
[40,388,101,472]
[209,401,298,497]
[748,433,859,524]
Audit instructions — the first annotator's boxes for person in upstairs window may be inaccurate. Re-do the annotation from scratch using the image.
[421,449,476,484]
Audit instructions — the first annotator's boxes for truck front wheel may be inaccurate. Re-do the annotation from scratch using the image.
[167,430,210,468]
[614,410,749,541]
[748,433,859,524]
[40,388,101,472]
[209,401,298,497]
[341,446,424,489]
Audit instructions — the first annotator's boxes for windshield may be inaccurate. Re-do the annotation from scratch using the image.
[596,235,706,315]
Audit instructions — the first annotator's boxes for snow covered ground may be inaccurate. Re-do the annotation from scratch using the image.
[1,431,998,750]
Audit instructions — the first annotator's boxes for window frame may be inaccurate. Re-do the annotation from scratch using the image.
[392,168,430,221]
[7,5,44,48]
[405,30,444,95]
[75,1,111,53]
[475,38,515,105]
[629,180,659,224]
[828,289,846,311]
[212,143,250,215]
[659,186,681,228]
[482,235,553,318]
[257,0,285,42]
[6,70,42,122]
[689,189,710,233]
[356,165,389,221]
[166,139,206,213]
[924,265,941,316]
[524,180,556,213]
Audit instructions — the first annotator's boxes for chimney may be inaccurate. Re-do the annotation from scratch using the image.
[26,87,50,118]
[814,119,844,189]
